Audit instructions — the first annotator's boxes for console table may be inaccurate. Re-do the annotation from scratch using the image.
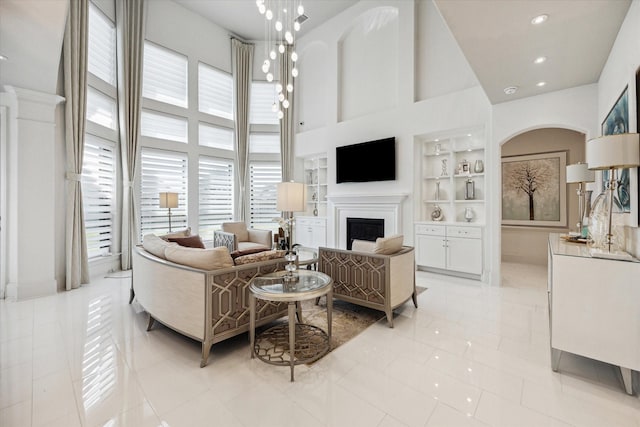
[249,270,333,381]
[548,233,640,394]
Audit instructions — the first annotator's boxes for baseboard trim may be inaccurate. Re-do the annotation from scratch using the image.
[5,279,57,301]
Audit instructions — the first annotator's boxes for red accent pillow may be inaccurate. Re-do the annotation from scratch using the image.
[166,235,205,249]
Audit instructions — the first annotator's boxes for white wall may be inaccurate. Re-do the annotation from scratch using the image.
[598,0,640,257]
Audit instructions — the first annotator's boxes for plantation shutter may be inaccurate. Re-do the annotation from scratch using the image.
[199,156,234,241]
[82,135,116,259]
[140,148,188,236]
[250,82,278,125]
[249,162,281,230]
[143,42,188,108]
[199,123,234,150]
[198,63,233,120]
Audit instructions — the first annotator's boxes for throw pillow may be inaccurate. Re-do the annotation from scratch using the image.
[234,249,286,265]
[373,234,404,255]
[164,245,234,270]
[351,239,376,253]
[142,234,177,259]
[160,227,192,240]
[230,247,270,259]
[167,235,205,249]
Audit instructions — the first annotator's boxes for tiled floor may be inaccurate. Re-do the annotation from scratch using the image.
[1,263,639,427]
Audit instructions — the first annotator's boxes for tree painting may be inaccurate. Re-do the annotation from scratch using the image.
[502,152,566,226]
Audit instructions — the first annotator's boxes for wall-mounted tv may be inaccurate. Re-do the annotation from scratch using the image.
[336,137,396,183]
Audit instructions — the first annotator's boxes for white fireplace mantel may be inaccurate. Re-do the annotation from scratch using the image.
[326,193,408,249]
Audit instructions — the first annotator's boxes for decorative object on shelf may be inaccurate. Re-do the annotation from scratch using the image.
[159,192,178,232]
[440,159,448,177]
[581,190,593,238]
[474,159,484,173]
[566,162,595,235]
[465,179,475,200]
[502,151,567,227]
[255,0,305,120]
[435,181,441,201]
[586,133,640,258]
[435,143,442,155]
[431,205,444,221]
[464,207,474,222]
[276,181,305,280]
[458,159,470,174]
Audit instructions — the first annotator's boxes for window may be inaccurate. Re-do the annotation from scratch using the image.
[250,133,280,154]
[250,82,279,125]
[199,156,234,240]
[86,87,117,129]
[140,110,188,143]
[143,42,188,108]
[198,63,233,120]
[249,162,281,230]
[88,3,116,86]
[140,148,188,236]
[199,123,234,150]
[82,135,116,259]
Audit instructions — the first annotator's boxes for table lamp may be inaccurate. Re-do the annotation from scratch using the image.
[159,192,179,232]
[566,162,595,236]
[276,181,305,280]
[586,133,640,258]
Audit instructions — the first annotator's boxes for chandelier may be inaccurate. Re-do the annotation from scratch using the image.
[255,0,306,119]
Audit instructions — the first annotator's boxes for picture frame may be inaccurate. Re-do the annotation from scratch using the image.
[501,151,567,227]
[458,160,469,174]
[601,86,630,213]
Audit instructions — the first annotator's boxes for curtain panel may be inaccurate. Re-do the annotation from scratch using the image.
[117,0,146,272]
[63,0,90,290]
[279,45,295,182]
[231,39,254,221]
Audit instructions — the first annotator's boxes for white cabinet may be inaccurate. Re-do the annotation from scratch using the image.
[295,217,326,249]
[415,223,482,277]
[548,233,640,395]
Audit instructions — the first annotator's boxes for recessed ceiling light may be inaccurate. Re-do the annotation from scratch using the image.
[534,56,547,64]
[537,81,546,87]
[504,86,518,95]
[531,14,548,25]
[0,54,8,61]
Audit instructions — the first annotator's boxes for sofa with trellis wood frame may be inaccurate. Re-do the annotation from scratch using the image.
[317,235,417,328]
[132,233,288,367]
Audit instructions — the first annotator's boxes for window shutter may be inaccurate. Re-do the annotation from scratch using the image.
[82,135,116,259]
[199,156,234,241]
[143,42,188,108]
[140,148,188,236]
[87,87,117,129]
[199,123,234,151]
[250,82,279,125]
[88,4,116,86]
[141,110,188,143]
[198,63,233,120]
[250,133,280,154]
[249,162,281,230]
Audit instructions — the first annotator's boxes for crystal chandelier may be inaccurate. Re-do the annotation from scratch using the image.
[255,0,306,119]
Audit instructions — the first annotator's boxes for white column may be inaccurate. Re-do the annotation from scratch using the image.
[3,86,64,300]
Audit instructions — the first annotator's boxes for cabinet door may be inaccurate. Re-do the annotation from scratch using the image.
[311,225,326,248]
[416,234,446,269]
[295,221,313,247]
[446,237,482,274]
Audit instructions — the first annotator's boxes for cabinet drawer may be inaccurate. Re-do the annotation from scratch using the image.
[297,218,325,227]
[415,224,445,236]
[447,226,482,239]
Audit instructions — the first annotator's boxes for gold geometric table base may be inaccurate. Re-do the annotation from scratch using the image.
[254,323,330,366]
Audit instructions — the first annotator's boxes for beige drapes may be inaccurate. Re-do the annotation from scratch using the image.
[279,46,295,181]
[63,0,90,290]
[117,0,146,270]
[231,38,254,221]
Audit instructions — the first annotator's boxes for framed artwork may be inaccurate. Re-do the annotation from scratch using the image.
[502,151,567,227]
[601,86,630,213]
[637,67,640,224]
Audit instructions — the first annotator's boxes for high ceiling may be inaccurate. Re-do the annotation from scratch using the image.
[174,0,632,105]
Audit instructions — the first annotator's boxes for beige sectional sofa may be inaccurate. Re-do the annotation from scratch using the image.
[132,234,288,367]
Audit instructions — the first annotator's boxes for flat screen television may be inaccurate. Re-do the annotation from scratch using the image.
[336,137,396,183]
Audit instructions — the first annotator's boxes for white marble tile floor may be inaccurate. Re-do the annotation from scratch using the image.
[1,263,639,426]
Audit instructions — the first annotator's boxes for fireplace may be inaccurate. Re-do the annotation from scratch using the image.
[346,218,384,249]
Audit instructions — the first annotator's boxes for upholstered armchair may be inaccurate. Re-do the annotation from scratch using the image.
[213,221,272,253]
[318,239,417,327]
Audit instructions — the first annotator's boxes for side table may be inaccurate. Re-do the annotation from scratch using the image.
[249,269,332,381]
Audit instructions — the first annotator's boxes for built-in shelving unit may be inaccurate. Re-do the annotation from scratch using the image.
[302,155,328,217]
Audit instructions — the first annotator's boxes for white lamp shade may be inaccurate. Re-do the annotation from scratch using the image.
[586,133,640,170]
[566,163,595,183]
[159,192,179,209]
[276,182,305,212]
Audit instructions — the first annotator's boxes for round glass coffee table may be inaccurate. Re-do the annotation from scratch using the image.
[249,269,332,381]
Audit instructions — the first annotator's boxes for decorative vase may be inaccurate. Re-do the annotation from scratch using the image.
[464,207,474,222]
[431,205,444,221]
[435,181,441,201]
[588,188,622,251]
[581,190,592,238]
[474,160,484,173]
[464,179,475,200]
